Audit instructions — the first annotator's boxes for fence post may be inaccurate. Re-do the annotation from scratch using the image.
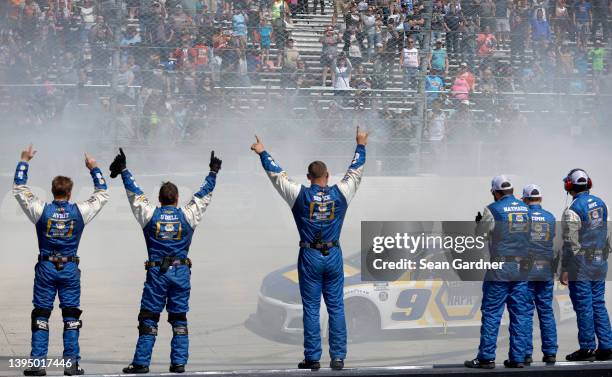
[415,0,433,174]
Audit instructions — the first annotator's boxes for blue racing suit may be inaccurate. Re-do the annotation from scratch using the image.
[476,195,531,363]
[13,161,109,364]
[562,191,612,350]
[525,204,558,357]
[121,169,216,367]
[259,144,365,361]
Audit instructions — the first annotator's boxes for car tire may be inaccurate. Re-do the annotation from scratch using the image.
[345,299,380,343]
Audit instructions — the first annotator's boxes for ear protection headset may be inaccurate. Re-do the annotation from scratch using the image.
[563,168,592,192]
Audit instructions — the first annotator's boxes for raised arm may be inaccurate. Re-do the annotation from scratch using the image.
[251,135,301,207]
[182,151,221,229]
[110,148,155,228]
[76,153,110,225]
[337,127,368,204]
[13,145,45,224]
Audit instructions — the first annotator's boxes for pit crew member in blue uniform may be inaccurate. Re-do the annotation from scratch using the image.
[250,128,368,371]
[560,168,612,361]
[521,184,557,365]
[13,145,109,377]
[466,175,531,369]
[111,149,222,374]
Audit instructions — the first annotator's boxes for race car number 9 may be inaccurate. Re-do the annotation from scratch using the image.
[391,289,431,321]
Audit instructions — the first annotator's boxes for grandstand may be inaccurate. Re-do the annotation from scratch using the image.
[0,0,610,174]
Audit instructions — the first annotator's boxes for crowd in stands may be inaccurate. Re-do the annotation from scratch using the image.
[0,0,610,152]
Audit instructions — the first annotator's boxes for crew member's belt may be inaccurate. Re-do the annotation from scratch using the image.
[38,255,80,271]
[493,255,533,271]
[532,260,552,267]
[493,256,526,263]
[576,249,607,262]
[299,241,339,256]
[145,257,192,272]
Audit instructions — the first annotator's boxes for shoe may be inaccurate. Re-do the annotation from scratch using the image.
[64,363,84,376]
[23,367,46,376]
[464,358,495,369]
[297,360,320,370]
[330,359,344,370]
[543,355,556,364]
[122,364,150,373]
[596,349,612,361]
[566,349,596,361]
[169,364,185,373]
[503,360,525,368]
[524,355,532,366]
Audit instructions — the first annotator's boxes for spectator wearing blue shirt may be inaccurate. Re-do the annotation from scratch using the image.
[425,68,446,104]
[429,39,449,77]
[232,8,248,48]
[259,18,273,66]
[573,0,592,47]
[531,8,551,57]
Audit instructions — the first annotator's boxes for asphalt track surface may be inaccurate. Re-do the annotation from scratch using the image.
[2,153,612,376]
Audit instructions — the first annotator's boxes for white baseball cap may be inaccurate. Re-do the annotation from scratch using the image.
[568,169,589,185]
[491,175,513,191]
[522,184,542,199]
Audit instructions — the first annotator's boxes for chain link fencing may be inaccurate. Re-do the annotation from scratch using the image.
[0,0,611,175]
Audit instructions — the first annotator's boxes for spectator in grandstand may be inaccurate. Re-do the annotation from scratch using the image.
[170,4,195,36]
[320,26,342,87]
[352,65,372,108]
[590,0,608,43]
[531,9,551,51]
[495,0,510,45]
[259,17,273,66]
[399,37,420,90]
[343,4,361,52]
[429,39,449,77]
[552,0,571,42]
[422,99,448,165]
[451,71,471,103]
[476,25,497,70]
[589,40,608,92]
[573,0,592,47]
[147,11,176,56]
[480,0,496,32]
[509,1,529,60]
[431,2,446,44]
[425,68,445,105]
[362,7,377,59]
[458,62,476,91]
[459,16,478,60]
[280,38,300,86]
[404,5,426,48]
[371,46,390,89]
[332,53,353,92]
[347,29,364,67]
[232,7,249,48]
[444,3,463,54]
[120,26,142,47]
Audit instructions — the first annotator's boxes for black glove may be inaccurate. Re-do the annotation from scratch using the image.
[209,150,222,173]
[109,148,126,178]
[475,211,483,223]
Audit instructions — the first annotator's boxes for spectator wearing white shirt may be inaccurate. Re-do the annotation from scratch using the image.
[399,38,419,90]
